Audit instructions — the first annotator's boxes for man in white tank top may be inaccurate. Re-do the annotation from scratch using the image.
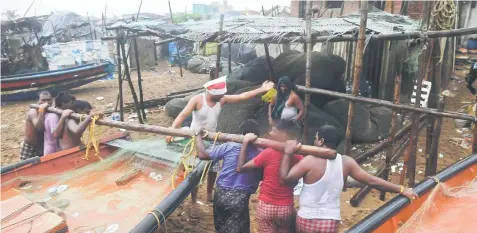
[166,76,274,218]
[279,125,418,233]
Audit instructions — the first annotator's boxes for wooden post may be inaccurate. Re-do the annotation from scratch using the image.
[215,14,224,80]
[133,38,147,120]
[263,43,275,81]
[340,1,345,16]
[379,74,401,201]
[116,33,124,122]
[177,41,183,77]
[120,42,144,124]
[228,42,232,74]
[407,0,432,187]
[303,0,313,143]
[262,5,265,16]
[168,0,174,23]
[344,0,368,155]
[427,39,444,176]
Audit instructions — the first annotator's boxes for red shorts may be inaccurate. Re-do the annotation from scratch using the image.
[296,215,340,233]
[256,200,296,233]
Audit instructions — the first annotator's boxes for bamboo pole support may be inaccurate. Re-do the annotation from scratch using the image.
[120,42,144,124]
[296,85,475,121]
[427,39,443,176]
[31,105,337,159]
[379,74,401,201]
[168,0,174,23]
[133,38,147,120]
[303,0,313,143]
[115,33,124,122]
[215,14,224,80]
[228,42,232,74]
[344,0,368,155]
[263,43,275,81]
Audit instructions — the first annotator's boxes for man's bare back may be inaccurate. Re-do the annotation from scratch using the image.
[58,116,91,150]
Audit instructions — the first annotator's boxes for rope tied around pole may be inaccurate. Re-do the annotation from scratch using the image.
[170,131,221,189]
[82,115,103,161]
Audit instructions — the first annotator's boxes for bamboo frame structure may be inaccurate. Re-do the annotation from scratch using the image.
[344,1,368,155]
[120,41,144,124]
[115,32,124,121]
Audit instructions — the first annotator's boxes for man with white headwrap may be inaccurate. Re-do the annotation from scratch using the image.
[166,76,274,218]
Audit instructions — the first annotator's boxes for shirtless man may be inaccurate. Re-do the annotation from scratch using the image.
[280,125,418,233]
[166,77,274,216]
[54,92,92,150]
[20,91,52,160]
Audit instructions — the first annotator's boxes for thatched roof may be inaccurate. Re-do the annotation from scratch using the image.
[108,12,419,44]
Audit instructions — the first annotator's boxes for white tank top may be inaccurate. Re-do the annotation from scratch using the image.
[190,93,222,132]
[298,154,344,220]
[281,102,298,120]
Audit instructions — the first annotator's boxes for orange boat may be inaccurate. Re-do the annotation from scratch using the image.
[1,133,206,233]
[347,153,477,233]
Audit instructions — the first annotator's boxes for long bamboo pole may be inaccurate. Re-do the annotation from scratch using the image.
[115,32,124,121]
[379,74,402,201]
[31,105,337,159]
[344,0,368,155]
[296,85,475,121]
[133,38,147,121]
[215,14,224,80]
[228,42,232,74]
[303,0,313,144]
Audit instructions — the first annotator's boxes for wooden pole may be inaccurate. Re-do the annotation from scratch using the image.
[177,41,183,77]
[296,86,474,121]
[263,43,275,81]
[168,0,174,23]
[116,33,124,122]
[120,42,144,124]
[340,1,345,16]
[228,42,232,74]
[407,0,432,187]
[133,38,147,120]
[215,14,224,80]
[344,0,368,155]
[379,74,402,201]
[303,0,313,144]
[262,5,265,16]
[427,39,444,176]
[32,105,337,158]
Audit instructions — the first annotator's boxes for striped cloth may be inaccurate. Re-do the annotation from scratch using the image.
[256,200,296,233]
[296,215,339,233]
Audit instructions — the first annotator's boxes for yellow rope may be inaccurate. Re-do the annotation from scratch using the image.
[170,131,221,189]
[82,115,103,161]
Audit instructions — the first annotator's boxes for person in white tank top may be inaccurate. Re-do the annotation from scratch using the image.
[279,125,418,233]
[165,76,275,218]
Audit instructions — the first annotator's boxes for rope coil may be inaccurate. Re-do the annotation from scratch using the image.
[82,115,103,161]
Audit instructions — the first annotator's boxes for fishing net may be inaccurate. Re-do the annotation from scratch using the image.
[1,138,215,233]
[397,175,477,233]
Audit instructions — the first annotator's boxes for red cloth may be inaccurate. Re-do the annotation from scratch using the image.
[256,200,296,233]
[296,216,339,233]
[253,148,303,205]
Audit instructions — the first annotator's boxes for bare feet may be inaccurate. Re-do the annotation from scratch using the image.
[189,204,200,219]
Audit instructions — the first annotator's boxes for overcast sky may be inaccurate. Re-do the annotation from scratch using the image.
[2,0,292,18]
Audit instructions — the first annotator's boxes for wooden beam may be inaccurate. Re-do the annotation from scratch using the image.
[215,14,224,80]
[115,33,124,121]
[32,105,338,159]
[120,42,144,124]
[296,85,475,121]
[344,0,368,155]
[133,38,147,120]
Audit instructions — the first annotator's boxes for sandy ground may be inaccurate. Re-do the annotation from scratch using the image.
[1,61,475,232]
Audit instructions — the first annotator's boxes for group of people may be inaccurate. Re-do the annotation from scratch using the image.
[21,91,93,161]
[167,77,418,233]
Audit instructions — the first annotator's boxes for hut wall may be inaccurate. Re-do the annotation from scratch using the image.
[129,38,157,69]
[43,40,112,70]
